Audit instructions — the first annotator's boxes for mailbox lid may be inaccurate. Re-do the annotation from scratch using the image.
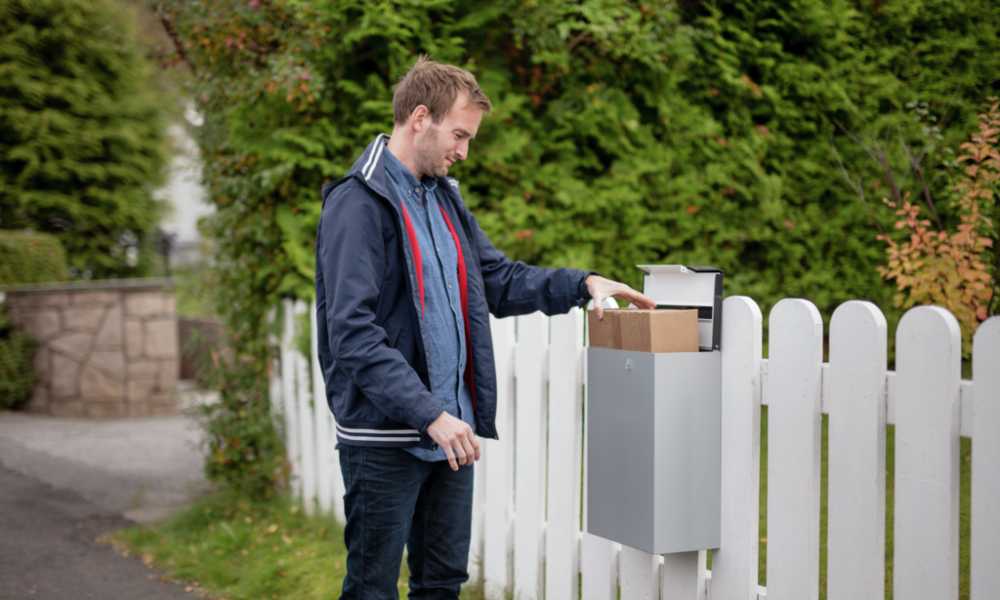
[637,264,723,351]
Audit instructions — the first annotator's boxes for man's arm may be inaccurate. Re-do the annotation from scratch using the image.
[460,205,654,317]
[318,182,442,433]
[460,206,592,317]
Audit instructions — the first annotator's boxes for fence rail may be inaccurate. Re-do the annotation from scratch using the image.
[272,296,1000,600]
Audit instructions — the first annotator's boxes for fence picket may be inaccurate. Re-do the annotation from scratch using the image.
[827,301,887,600]
[545,309,584,600]
[466,312,492,584]
[662,552,708,600]
[330,409,345,523]
[765,299,823,600]
[971,317,1000,600]
[894,306,961,600]
[484,315,516,600]
[309,301,333,516]
[619,546,658,599]
[294,301,317,514]
[281,299,301,497]
[268,307,283,419]
[618,545,660,600]
[469,433,485,583]
[514,311,549,600]
[310,301,344,524]
[710,296,763,600]
[580,535,617,600]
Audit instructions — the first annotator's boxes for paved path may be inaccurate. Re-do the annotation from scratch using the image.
[0,465,196,599]
[0,411,210,523]
[0,410,212,598]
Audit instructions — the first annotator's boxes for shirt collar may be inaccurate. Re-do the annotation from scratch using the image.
[383,146,438,196]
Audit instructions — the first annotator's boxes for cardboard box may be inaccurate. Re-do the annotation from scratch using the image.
[587,308,622,349]
[587,309,699,353]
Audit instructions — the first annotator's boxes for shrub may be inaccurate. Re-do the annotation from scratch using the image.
[198,354,288,499]
[0,0,168,278]
[0,230,69,286]
[0,230,64,410]
[0,306,36,410]
[878,99,999,351]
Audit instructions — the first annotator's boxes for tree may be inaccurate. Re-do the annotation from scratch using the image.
[0,0,168,278]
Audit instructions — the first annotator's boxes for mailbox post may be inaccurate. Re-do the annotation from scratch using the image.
[586,265,723,554]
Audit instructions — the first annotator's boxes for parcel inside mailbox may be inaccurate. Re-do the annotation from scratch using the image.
[587,308,699,353]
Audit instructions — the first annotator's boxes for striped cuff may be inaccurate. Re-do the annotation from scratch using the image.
[335,423,422,444]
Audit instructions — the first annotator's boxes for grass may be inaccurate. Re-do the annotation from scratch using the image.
[111,491,486,599]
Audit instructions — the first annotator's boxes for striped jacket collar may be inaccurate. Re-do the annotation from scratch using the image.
[348,133,392,201]
[343,134,463,205]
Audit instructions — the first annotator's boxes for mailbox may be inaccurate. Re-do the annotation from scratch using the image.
[586,265,723,554]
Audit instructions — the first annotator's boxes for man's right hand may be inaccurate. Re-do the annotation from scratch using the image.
[426,412,481,471]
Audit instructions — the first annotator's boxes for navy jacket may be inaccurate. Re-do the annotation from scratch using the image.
[316,134,593,448]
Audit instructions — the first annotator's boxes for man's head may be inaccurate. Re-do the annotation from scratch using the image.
[390,57,492,178]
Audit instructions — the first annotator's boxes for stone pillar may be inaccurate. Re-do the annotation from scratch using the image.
[3,279,179,418]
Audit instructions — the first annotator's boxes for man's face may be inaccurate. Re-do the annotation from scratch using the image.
[413,92,483,178]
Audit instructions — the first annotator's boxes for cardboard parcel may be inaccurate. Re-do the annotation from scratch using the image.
[588,308,699,353]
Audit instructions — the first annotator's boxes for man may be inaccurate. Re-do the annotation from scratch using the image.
[316,56,654,599]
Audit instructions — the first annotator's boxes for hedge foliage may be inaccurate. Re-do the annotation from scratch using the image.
[0,230,69,286]
[0,0,167,278]
[0,306,35,411]
[0,230,65,409]
[156,0,998,494]
[162,0,998,318]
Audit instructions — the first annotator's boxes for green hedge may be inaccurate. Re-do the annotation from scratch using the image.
[0,307,35,410]
[0,230,65,409]
[0,0,167,278]
[156,0,998,496]
[0,230,69,286]
[162,0,998,319]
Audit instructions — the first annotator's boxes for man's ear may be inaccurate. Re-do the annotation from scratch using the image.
[410,104,430,133]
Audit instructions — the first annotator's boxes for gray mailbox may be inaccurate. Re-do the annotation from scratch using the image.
[586,265,723,554]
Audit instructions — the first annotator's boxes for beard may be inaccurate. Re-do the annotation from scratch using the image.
[414,126,451,178]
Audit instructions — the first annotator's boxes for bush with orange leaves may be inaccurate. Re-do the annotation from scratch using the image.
[879,99,999,351]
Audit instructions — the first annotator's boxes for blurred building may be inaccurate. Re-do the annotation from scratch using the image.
[154,103,213,268]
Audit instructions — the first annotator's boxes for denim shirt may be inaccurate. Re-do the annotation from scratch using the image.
[383,148,475,462]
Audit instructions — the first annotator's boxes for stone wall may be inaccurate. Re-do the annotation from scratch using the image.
[3,279,179,418]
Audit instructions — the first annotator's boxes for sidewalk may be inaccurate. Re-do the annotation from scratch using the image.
[0,464,197,599]
[0,400,211,524]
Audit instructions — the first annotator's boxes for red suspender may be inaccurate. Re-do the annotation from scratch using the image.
[398,203,425,317]
[396,199,478,412]
[437,205,478,413]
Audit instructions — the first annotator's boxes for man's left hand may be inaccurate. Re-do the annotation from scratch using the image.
[585,275,656,319]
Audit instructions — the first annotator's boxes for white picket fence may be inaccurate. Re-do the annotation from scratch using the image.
[271,296,1000,600]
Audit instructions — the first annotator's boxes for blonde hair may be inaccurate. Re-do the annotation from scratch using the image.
[392,56,492,124]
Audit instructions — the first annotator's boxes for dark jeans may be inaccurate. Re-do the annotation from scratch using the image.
[338,445,474,600]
